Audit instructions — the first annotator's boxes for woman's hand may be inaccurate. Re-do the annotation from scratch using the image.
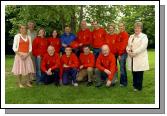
[118,56,121,61]
[24,53,30,60]
[16,52,26,60]
[128,51,137,58]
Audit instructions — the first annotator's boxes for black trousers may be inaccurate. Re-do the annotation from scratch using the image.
[42,69,60,84]
[132,71,144,90]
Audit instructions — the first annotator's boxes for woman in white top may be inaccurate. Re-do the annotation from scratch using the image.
[126,22,149,91]
[12,24,35,88]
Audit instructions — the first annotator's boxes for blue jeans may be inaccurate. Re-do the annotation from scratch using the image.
[35,56,43,84]
[93,48,101,60]
[62,68,78,85]
[119,53,128,86]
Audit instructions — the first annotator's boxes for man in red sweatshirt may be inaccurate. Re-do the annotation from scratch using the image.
[77,45,95,86]
[61,46,79,86]
[92,20,106,60]
[117,22,129,87]
[41,45,61,86]
[95,44,117,88]
[75,20,92,56]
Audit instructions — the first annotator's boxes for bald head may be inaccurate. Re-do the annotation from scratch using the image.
[81,20,87,30]
[101,44,110,56]
[47,45,55,56]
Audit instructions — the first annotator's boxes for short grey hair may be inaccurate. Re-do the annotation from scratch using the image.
[134,22,143,30]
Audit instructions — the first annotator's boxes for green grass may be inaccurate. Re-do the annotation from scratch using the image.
[5,50,155,104]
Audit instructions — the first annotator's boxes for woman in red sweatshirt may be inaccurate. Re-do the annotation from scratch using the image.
[32,28,48,84]
[47,29,61,53]
[104,23,119,84]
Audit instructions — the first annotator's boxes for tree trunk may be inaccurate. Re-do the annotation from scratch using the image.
[79,5,84,30]
[70,7,76,33]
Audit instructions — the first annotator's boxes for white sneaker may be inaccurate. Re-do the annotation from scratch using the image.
[134,88,138,91]
[115,79,118,83]
[120,84,124,87]
[73,83,78,87]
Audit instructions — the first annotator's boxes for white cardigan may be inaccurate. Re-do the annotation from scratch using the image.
[12,33,32,52]
[126,33,149,71]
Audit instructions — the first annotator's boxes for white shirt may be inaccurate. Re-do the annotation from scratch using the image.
[12,33,32,52]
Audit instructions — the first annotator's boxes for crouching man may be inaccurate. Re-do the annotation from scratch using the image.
[61,46,79,86]
[95,44,117,87]
[77,45,95,86]
[41,45,61,86]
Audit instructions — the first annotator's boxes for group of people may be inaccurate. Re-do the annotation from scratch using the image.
[11,20,149,91]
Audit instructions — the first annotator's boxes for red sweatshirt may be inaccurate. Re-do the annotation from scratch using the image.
[117,31,129,55]
[104,33,119,55]
[92,27,106,48]
[96,53,116,81]
[61,53,79,69]
[76,28,92,46]
[41,53,61,72]
[79,53,95,68]
[47,37,61,53]
[32,36,48,57]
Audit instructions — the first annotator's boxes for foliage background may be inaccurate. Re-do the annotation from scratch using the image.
[5,5,155,54]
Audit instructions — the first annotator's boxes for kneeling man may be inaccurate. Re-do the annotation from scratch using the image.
[77,45,95,86]
[95,44,117,87]
[61,46,79,86]
[41,45,61,86]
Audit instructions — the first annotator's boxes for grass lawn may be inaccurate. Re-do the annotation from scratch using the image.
[5,50,155,104]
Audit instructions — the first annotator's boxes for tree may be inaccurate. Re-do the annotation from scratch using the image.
[116,5,155,48]
[5,5,155,55]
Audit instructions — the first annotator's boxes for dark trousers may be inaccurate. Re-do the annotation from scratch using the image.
[119,53,128,86]
[62,68,78,85]
[95,68,117,85]
[132,71,144,90]
[42,69,60,84]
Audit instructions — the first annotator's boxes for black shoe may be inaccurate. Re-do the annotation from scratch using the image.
[29,81,33,84]
[87,81,93,86]
[95,83,102,88]
[54,82,60,87]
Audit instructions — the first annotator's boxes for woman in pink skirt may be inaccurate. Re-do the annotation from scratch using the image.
[12,24,35,88]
